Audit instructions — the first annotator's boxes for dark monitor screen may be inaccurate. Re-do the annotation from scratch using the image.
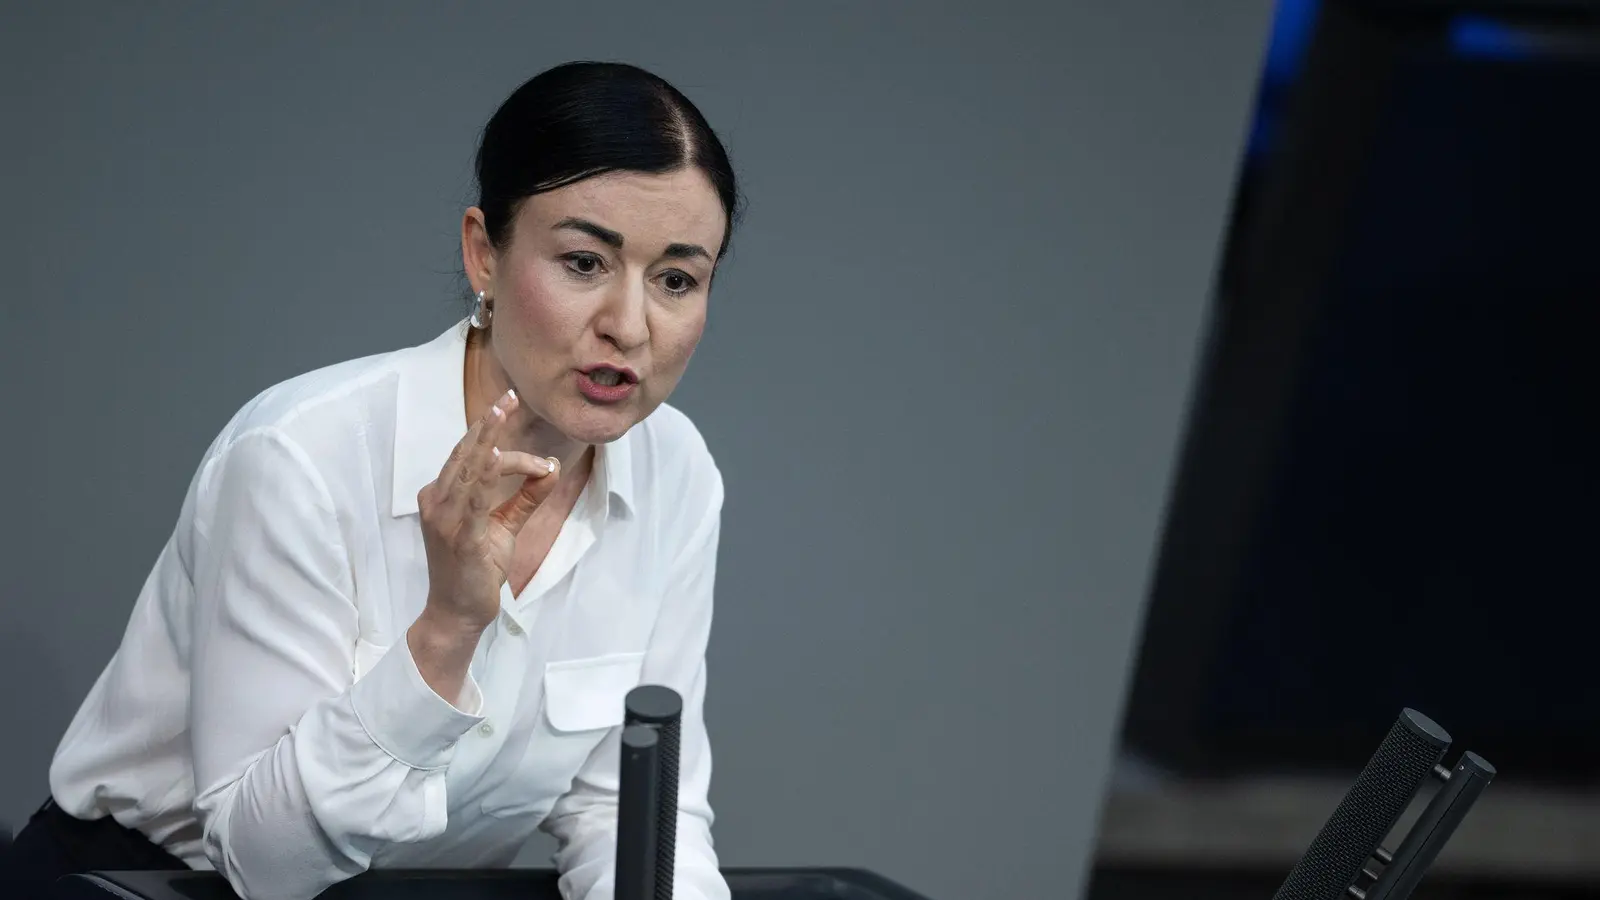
[1123,4,1600,782]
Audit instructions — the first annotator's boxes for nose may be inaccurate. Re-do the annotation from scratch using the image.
[595,275,650,353]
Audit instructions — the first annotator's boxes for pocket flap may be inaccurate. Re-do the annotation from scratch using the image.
[543,652,646,733]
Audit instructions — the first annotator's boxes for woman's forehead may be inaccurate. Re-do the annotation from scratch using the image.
[522,170,726,252]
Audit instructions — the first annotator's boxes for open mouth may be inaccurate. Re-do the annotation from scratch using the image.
[583,366,638,388]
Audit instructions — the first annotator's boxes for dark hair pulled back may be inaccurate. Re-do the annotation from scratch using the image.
[474,61,742,260]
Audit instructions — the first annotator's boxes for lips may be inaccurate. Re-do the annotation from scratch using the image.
[580,365,638,387]
[576,365,640,404]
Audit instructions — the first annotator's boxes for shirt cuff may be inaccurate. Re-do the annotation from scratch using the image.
[349,638,486,770]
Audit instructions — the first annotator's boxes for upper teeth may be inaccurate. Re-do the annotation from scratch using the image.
[591,370,623,386]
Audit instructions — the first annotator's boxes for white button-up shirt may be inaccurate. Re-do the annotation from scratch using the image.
[47,320,728,900]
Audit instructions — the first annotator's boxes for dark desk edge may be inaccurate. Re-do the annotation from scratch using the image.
[73,866,931,900]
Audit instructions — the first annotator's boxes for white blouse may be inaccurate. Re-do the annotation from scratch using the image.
[47,320,729,900]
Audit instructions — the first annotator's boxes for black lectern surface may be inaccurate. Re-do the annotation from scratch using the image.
[61,868,935,900]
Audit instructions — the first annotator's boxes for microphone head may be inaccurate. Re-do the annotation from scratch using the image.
[1455,751,1497,780]
[625,685,683,726]
[1397,708,1452,748]
[621,724,660,751]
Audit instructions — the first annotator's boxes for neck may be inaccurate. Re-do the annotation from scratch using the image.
[463,330,591,474]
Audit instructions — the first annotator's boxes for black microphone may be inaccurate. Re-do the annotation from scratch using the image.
[1364,751,1496,900]
[1271,708,1450,900]
[616,724,662,900]
[622,685,683,900]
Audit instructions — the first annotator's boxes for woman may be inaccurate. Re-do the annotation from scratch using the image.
[5,61,739,900]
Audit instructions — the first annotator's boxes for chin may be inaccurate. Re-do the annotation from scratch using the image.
[558,405,641,445]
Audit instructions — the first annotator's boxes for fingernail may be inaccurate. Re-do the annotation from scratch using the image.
[544,456,558,474]
[492,447,501,459]
[492,406,504,419]
[506,388,517,403]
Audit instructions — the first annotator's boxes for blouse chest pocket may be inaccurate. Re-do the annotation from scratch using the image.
[543,652,647,731]
[480,651,646,819]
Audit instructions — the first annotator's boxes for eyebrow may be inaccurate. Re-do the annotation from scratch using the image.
[553,217,712,263]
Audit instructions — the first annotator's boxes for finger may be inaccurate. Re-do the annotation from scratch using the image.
[433,418,483,498]
[446,390,518,520]
[439,388,518,490]
[492,450,557,481]
[490,456,561,536]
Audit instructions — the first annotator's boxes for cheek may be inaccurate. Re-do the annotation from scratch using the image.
[507,268,584,343]
[656,308,708,370]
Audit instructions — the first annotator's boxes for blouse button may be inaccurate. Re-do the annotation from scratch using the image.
[478,721,495,738]
[505,621,524,637]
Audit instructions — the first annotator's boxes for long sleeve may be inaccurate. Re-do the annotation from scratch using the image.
[187,427,485,900]
[541,471,729,900]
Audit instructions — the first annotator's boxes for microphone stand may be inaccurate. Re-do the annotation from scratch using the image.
[615,685,684,900]
[1271,708,1497,900]
[1359,752,1496,900]
[1272,709,1451,900]
[616,725,662,900]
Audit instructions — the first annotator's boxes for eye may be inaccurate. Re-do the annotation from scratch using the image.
[659,270,698,296]
[563,252,605,277]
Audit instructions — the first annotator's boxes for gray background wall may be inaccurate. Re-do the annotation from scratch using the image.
[0,3,1273,898]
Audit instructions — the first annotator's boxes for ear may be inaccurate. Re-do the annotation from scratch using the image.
[462,207,496,295]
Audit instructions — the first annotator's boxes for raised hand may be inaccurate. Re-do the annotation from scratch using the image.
[416,389,560,634]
